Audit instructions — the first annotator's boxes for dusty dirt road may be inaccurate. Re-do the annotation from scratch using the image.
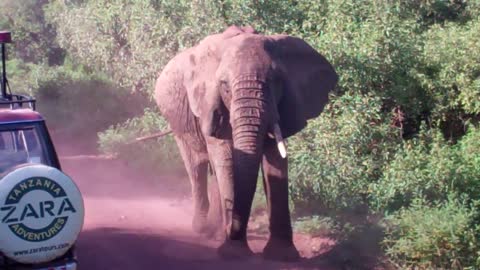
[59,155,379,270]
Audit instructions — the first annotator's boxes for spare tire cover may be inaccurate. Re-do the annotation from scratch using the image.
[0,164,84,264]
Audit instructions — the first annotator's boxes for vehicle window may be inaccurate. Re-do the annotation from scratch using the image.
[0,127,46,174]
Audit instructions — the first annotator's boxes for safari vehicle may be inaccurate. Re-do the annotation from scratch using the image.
[0,31,84,270]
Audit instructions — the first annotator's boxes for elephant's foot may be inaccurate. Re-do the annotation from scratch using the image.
[262,238,301,262]
[203,226,226,241]
[205,212,225,240]
[217,239,254,260]
[192,214,209,234]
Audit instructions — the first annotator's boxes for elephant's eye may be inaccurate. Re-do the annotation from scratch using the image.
[219,81,231,107]
[220,81,230,94]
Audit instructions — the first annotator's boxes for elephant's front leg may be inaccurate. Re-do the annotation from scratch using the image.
[206,137,254,258]
[261,138,300,261]
[206,138,233,232]
[174,135,210,234]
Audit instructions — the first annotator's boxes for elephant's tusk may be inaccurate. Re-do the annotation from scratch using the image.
[273,124,287,158]
[277,140,287,159]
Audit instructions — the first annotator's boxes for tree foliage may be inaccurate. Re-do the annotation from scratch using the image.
[1,0,143,141]
[383,197,480,269]
[289,93,401,212]
[46,0,225,91]
[0,0,64,64]
[3,0,480,268]
[371,126,480,212]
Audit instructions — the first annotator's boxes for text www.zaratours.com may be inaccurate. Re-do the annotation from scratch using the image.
[14,243,69,256]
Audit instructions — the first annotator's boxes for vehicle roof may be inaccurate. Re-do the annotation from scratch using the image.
[0,109,44,124]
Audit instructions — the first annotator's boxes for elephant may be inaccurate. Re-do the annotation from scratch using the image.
[154,25,338,261]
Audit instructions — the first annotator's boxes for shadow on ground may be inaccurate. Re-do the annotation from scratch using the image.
[77,227,336,270]
[301,224,388,270]
[77,227,215,270]
[77,226,387,270]
[66,155,388,270]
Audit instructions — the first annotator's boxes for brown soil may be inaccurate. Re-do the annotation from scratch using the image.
[59,151,385,270]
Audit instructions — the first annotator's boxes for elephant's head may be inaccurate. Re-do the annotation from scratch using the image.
[183,26,337,154]
[155,25,337,239]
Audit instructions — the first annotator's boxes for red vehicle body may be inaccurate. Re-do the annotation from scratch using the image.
[0,109,44,123]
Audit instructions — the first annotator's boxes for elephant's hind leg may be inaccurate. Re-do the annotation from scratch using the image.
[261,138,300,262]
[174,135,210,234]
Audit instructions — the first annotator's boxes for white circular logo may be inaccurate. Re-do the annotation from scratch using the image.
[1,177,76,242]
[0,165,84,264]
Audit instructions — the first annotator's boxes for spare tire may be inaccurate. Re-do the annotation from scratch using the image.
[0,164,84,264]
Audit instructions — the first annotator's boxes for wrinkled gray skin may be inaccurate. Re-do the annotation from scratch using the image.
[154,26,338,261]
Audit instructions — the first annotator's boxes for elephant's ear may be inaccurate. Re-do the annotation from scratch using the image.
[266,35,338,138]
[155,50,202,134]
[155,33,228,136]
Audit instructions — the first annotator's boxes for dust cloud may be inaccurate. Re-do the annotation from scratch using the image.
[52,136,380,270]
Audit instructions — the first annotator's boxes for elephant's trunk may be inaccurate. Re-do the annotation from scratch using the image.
[228,75,268,240]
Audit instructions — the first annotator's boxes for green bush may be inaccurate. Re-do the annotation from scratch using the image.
[293,215,339,237]
[5,59,142,144]
[398,1,471,27]
[46,0,226,92]
[383,197,480,269]
[417,18,480,117]
[298,1,426,115]
[98,108,181,171]
[218,0,305,34]
[0,0,65,64]
[4,59,35,96]
[47,0,480,136]
[370,125,480,212]
[288,93,401,212]
[19,1,480,268]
